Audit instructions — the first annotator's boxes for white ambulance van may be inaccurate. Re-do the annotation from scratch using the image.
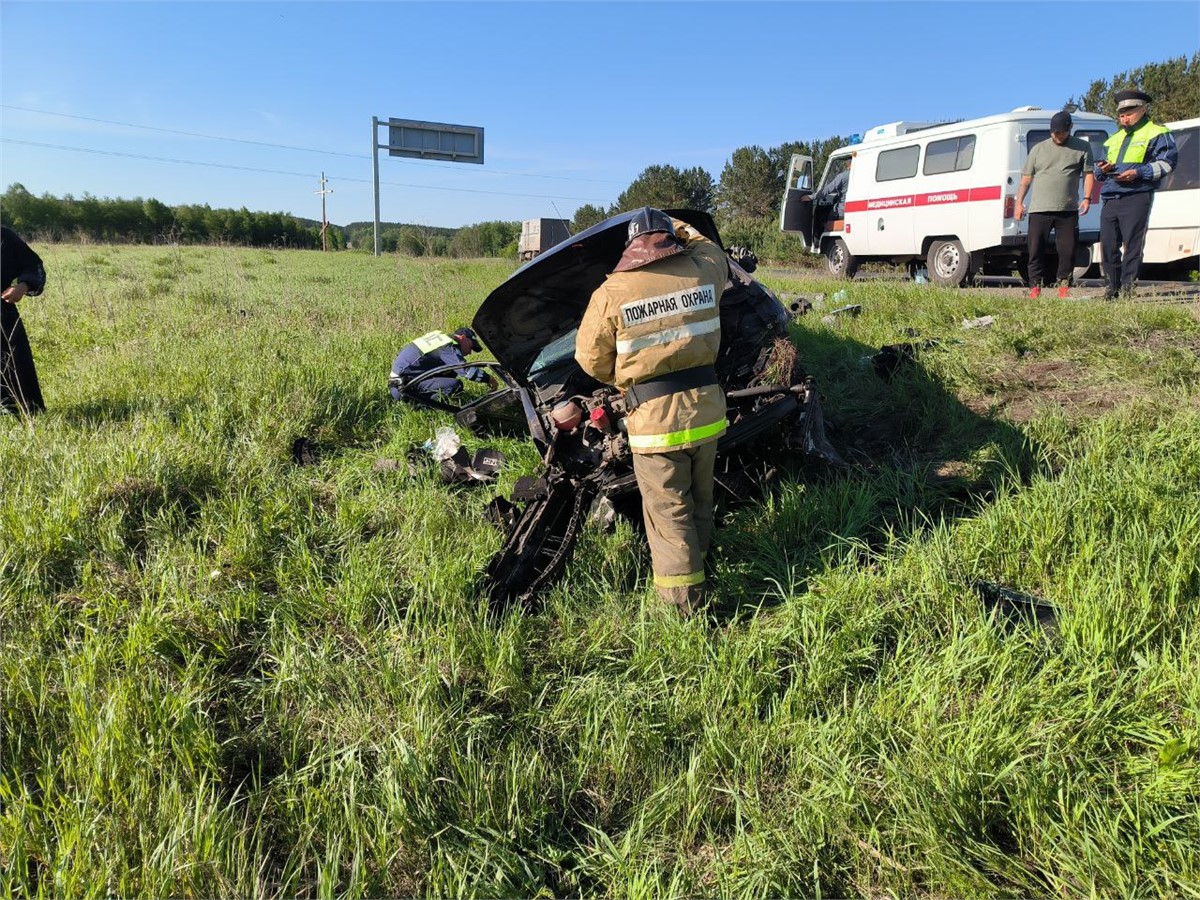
[1093,117,1199,278]
[779,107,1118,285]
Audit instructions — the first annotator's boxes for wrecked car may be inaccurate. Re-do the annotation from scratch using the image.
[394,209,842,608]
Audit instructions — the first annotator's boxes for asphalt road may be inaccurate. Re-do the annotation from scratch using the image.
[767,265,1200,301]
[975,275,1200,300]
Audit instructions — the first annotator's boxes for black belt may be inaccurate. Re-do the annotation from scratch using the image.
[624,365,717,413]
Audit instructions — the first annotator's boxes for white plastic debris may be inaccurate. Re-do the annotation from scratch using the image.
[432,426,462,461]
[961,315,995,330]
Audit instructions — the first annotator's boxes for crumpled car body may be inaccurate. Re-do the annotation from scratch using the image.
[395,209,841,607]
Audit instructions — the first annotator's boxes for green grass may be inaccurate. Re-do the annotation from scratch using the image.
[2,244,1198,898]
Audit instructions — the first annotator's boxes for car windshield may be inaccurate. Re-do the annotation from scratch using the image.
[527,328,579,379]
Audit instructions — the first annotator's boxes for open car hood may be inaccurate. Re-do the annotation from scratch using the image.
[472,209,723,386]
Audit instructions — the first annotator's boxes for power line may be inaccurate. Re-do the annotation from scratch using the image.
[0,138,610,203]
[1,104,624,185]
[1,104,363,159]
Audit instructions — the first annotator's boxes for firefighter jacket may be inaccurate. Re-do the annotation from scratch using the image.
[1096,117,1177,199]
[576,222,729,454]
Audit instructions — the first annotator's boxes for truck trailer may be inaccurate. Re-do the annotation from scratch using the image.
[518,218,571,262]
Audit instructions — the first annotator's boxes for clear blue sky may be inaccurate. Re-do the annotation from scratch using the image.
[2,1,1196,229]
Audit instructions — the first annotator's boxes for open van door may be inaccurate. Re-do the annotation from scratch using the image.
[780,153,815,249]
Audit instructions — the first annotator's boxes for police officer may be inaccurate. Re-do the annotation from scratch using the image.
[1096,89,1178,298]
[389,326,494,403]
[1,225,47,414]
[576,208,729,617]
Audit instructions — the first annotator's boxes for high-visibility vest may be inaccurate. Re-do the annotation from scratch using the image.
[1103,120,1170,165]
[412,331,455,354]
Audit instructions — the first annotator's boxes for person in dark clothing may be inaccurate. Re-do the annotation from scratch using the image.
[1,226,47,414]
[388,326,495,403]
[802,157,853,234]
[814,161,851,220]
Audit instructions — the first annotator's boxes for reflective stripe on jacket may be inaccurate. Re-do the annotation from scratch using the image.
[1097,119,1177,198]
[576,221,729,454]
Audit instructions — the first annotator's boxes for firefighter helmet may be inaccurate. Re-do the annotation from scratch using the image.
[626,207,675,245]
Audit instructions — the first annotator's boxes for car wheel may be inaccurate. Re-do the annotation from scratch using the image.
[825,238,858,279]
[928,239,971,287]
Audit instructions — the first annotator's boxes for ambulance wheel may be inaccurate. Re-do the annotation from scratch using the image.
[928,239,971,287]
[825,238,858,279]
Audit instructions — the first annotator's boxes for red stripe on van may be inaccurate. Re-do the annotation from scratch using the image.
[844,185,1002,213]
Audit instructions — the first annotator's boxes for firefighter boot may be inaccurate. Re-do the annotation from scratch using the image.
[1028,286,1042,299]
[660,583,708,619]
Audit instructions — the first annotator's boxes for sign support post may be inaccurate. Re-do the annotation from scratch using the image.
[370,116,485,257]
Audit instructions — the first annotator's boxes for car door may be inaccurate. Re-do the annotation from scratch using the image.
[779,154,815,249]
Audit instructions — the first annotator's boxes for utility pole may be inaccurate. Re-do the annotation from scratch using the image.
[315,172,333,251]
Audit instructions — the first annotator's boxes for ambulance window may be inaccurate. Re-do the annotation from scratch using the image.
[876,145,920,181]
[789,168,812,191]
[1076,130,1108,162]
[924,135,976,175]
[1026,130,1051,152]
[1159,126,1199,192]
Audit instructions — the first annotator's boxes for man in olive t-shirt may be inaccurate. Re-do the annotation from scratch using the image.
[1015,111,1095,298]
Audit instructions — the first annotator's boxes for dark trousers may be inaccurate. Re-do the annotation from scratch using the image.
[1,302,44,414]
[391,376,463,403]
[1027,210,1078,287]
[1100,191,1153,294]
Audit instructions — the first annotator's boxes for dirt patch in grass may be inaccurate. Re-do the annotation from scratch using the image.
[967,357,1137,424]
[1126,329,1200,356]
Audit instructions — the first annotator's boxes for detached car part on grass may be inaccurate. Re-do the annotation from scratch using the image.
[394,210,843,609]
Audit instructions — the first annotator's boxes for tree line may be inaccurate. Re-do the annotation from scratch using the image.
[342,220,520,258]
[0,183,345,250]
[3,54,1192,262]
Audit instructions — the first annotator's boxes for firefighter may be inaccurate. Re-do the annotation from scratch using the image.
[389,326,495,403]
[576,208,729,617]
[1095,90,1178,299]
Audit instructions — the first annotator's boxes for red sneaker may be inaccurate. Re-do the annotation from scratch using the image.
[1057,284,1069,299]
[1028,287,1041,299]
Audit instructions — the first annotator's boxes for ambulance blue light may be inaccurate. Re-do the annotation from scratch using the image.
[849,133,863,145]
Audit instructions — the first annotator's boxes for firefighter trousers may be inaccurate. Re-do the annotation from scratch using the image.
[631,441,717,614]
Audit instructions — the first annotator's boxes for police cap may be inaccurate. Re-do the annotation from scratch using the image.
[453,326,482,352]
[1114,89,1152,112]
